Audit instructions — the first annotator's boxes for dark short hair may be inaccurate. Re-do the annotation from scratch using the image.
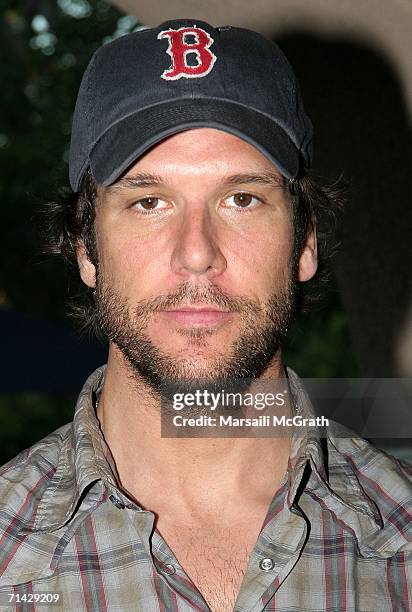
[43,166,345,335]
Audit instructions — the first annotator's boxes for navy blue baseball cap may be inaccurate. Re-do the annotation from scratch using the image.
[69,19,313,192]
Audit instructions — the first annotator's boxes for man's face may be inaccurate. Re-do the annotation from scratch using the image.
[78,129,317,395]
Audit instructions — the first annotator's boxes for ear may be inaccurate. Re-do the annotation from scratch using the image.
[76,242,96,289]
[297,218,318,282]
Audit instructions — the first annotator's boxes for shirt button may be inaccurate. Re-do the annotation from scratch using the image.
[259,557,275,571]
[109,494,125,509]
[162,564,176,575]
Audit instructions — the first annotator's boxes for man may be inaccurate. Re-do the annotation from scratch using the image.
[0,18,410,612]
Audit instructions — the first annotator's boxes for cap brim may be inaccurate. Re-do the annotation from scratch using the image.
[85,99,299,191]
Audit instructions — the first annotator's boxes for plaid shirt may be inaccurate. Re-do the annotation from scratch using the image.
[0,366,411,612]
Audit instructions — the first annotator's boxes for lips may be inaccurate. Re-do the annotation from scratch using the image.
[161,306,232,326]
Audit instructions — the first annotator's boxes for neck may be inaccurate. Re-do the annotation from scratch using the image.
[96,343,292,516]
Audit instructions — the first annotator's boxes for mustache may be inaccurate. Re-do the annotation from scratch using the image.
[130,281,263,317]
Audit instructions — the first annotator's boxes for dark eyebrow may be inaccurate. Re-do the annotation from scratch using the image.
[106,173,164,192]
[223,172,285,188]
[106,170,285,193]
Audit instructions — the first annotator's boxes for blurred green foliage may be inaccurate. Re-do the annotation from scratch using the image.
[0,392,75,463]
[0,0,359,464]
[285,294,359,378]
[1,0,141,320]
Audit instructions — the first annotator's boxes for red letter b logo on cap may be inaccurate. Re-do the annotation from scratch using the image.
[158,26,217,80]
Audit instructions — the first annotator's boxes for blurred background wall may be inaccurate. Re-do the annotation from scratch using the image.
[0,0,411,462]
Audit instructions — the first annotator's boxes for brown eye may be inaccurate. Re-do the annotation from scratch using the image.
[233,193,253,207]
[224,193,260,210]
[132,197,169,214]
[138,197,158,210]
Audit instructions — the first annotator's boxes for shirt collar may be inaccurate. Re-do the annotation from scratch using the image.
[23,365,130,533]
[285,367,384,543]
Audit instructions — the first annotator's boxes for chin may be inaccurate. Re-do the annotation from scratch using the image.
[154,328,234,352]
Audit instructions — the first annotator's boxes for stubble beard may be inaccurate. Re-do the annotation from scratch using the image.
[95,271,298,412]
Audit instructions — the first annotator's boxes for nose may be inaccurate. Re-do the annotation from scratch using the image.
[170,203,227,281]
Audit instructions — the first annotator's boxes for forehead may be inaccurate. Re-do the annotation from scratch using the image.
[117,127,286,181]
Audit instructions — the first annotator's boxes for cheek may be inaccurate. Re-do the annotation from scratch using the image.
[227,217,294,286]
[97,229,170,296]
